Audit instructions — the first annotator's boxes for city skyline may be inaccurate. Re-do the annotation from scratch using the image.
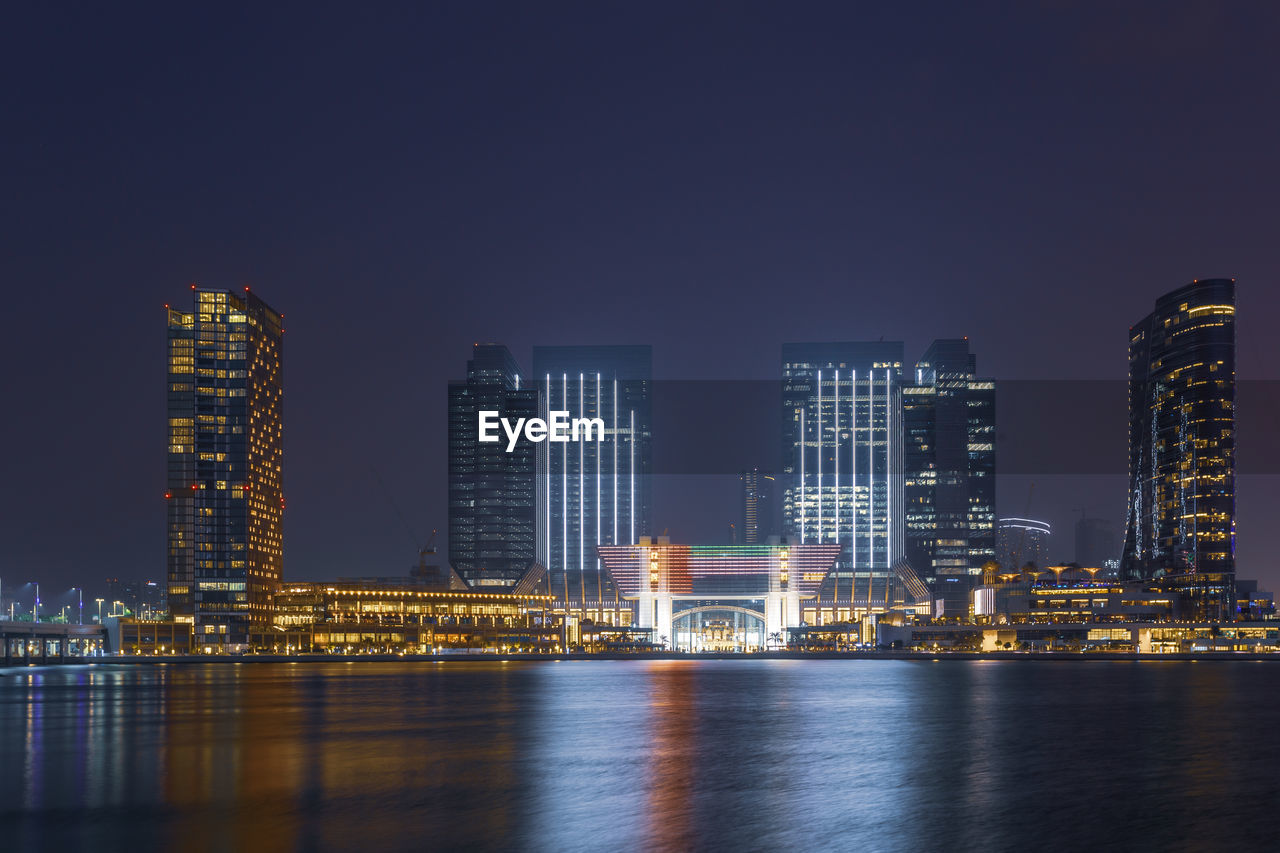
[5,6,1280,849]
[3,3,1279,601]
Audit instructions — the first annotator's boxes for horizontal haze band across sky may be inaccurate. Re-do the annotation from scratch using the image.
[2,2,1277,596]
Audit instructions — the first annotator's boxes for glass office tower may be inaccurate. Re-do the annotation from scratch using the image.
[167,287,283,649]
[448,344,538,588]
[533,346,652,604]
[1122,279,1236,620]
[781,342,927,608]
[903,339,996,617]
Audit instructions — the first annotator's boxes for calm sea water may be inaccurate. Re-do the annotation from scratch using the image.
[2,660,1279,852]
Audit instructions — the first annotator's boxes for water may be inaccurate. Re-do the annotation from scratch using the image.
[2,659,1279,852]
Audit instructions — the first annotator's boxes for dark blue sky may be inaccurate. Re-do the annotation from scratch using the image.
[2,2,1278,601]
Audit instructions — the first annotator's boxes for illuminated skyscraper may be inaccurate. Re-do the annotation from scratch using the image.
[448,344,538,588]
[781,343,928,609]
[166,287,283,649]
[903,339,996,617]
[1122,279,1236,620]
[533,346,652,604]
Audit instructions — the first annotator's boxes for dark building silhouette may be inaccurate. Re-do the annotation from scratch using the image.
[532,345,652,603]
[166,287,283,649]
[448,344,538,589]
[738,468,777,544]
[903,339,996,618]
[997,517,1051,571]
[1074,517,1119,569]
[1122,279,1236,620]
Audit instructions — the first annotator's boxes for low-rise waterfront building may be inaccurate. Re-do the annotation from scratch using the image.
[259,580,564,654]
[113,618,195,654]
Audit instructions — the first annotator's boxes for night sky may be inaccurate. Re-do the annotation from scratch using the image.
[3,2,1278,606]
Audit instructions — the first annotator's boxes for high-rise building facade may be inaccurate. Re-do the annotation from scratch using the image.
[448,344,538,588]
[533,346,652,604]
[997,517,1051,570]
[166,287,283,649]
[738,468,777,544]
[1122,279,1236,620]
[781,343,927,608]
[903,339,996,617]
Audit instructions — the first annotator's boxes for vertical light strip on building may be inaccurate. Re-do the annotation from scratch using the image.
[629,408,635,545]
[816,370,822,542]
[562,374,568,590]
[596,373,601,596]
[579,373,584,598]
[546,374,552,568]
[613,379,618,547]
[868,370,875,571]
[799,407,806,543]
[885,367,892,569]
[834,370,840,548]
[851,369,857,601]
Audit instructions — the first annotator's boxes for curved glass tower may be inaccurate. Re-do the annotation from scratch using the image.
[1122,279,1236,620]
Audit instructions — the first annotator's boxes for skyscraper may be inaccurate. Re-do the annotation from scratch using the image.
[1122,279,1236,620]
[781,342,929,610]
[166,286,283,650]
[448,344,538,588]
[738,468,777,544]
[1074,516,1119,569]
[997,517,1051,571]
[903,339,996,617]
[533,345,652,604]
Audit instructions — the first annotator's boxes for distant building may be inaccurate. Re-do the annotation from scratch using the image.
[166,287,283,650]
[903,339,996,617]
[1122,279,1236,621]
[447,344,538,589]
[1075,517,1119,569]
[997,518,1051,571]
[780,342,929,612]
[104,578,167,619]
[532,346,652,604]
[738,468,777,544]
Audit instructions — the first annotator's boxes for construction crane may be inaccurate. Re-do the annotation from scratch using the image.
[412,529,439,580]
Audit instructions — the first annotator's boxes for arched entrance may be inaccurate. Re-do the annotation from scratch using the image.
[671,605,767,653]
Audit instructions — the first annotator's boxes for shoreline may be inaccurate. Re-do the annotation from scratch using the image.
[6,650,1280,668]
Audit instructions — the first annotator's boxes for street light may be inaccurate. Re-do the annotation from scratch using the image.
[33,582,40,623]
[95,598,104,623]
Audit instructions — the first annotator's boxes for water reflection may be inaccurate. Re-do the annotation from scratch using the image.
[2,661,1279,851]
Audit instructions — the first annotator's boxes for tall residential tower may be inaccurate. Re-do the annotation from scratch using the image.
[166,286,283,649]
[1122,279,1236,620]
